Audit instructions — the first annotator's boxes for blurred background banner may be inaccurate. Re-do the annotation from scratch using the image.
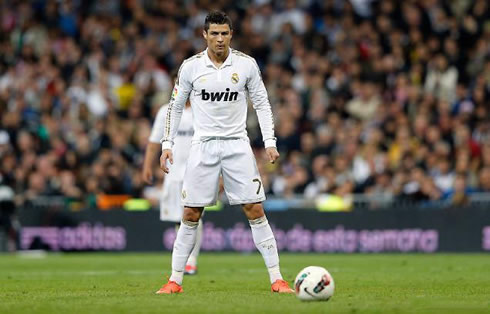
[18,204,490,253]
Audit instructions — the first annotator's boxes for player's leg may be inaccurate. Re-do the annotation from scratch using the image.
[169,207,203,282]
[166,179,201,276]
[177,139,219,280]
[157,140,220,294]
[220,138,293,293]
[242,203,280,282]
[157,179,185,292]
[242,202,292,293]
[157,206,202,294]
[185,219,202,275]
[174,219,202,275]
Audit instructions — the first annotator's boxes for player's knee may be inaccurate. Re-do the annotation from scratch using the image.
[183,207,203,222]
[242,203,264,220]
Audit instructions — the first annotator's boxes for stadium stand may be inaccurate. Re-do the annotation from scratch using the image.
[0,0,489,211]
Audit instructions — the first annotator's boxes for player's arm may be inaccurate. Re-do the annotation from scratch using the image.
[143,106,168,184]
[160,63,192,173]
[246,59,279,164]
[142,143,161,184]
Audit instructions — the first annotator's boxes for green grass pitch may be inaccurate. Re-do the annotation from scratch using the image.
[1,253,489,313]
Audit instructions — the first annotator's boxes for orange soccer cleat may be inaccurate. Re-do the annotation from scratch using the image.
[155,280,183,294]
[271,279,294,293]
[184,264,198,275]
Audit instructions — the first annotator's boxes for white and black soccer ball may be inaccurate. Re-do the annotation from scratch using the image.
[294,266,335,301]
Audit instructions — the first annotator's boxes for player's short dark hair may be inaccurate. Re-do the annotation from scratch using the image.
[204,11,233,32]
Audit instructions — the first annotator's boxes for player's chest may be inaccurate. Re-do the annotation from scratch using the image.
[192,67,247,92]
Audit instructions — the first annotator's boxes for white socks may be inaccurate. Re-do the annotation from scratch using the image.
[187,219,203,267]
[249,216,283,284]
[170,217,282,285]
[169,220,199,285]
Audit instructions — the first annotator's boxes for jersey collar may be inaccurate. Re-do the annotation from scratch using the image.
[204,48,233,69]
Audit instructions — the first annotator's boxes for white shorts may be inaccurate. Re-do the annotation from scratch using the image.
[159,179,184,222]
[182,137,266,207]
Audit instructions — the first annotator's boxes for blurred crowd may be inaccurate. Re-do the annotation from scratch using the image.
[0,0,489,210]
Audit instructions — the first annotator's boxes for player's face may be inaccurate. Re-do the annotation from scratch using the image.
[203,24,232,57]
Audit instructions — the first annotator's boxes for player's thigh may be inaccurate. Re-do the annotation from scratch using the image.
[182,141,221,206]
[221,139,265,205]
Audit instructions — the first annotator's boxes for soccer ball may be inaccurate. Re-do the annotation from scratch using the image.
[294,266,335,301]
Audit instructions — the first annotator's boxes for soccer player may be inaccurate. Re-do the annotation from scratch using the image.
[156,11,293,294]
[142,97,202,275]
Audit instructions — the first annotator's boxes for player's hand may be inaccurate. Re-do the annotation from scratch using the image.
[142,164,153,184]
[265,147,280,164]
[160,149,173,174]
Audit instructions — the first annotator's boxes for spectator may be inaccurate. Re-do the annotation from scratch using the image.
[479,168,490,193]
[424,54,458,102]
[443,174,474,207]
[346,80,382,121]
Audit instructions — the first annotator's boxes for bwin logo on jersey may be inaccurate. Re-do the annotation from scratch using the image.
[201,88,238,102]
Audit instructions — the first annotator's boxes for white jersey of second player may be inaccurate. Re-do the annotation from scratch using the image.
[149,103,193,181]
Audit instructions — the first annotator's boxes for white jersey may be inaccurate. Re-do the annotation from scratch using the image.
[160,48,276,150]
[149,103,193,181]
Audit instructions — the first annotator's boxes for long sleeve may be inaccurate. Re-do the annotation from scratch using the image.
[160,63,192,150]
[247,59,276,148]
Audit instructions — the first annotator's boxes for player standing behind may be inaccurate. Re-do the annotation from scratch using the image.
[156,11,293,294]
[142,96,202,275]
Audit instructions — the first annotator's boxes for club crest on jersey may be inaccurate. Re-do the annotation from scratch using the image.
[231,73,239,84]
[201,88,238,102]
[182,190,186,199]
